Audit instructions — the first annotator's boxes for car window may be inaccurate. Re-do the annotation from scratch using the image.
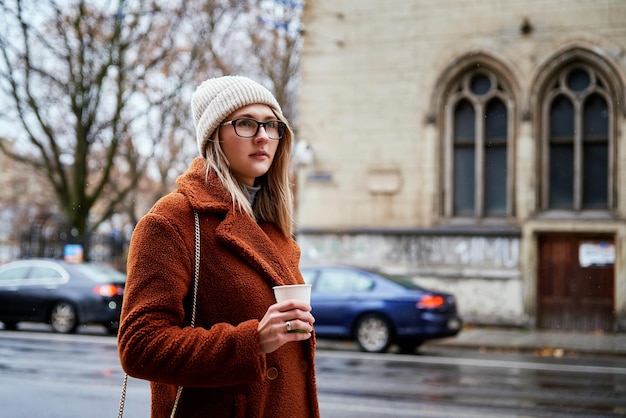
[28,266,64,279]
[316,272,348,293]
[0,266,30,284]
[315,269,373,293]
[21,265,68,286]
[376,271,426,290]
[71,263,126,283]
[352,275,374,292]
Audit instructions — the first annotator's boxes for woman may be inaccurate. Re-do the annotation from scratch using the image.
[118,76,319,418]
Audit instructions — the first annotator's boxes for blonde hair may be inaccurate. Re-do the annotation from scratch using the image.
[204,111,294,237]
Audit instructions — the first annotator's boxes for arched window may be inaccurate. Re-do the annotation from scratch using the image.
[542,64,611,211]
[445,70,513,218]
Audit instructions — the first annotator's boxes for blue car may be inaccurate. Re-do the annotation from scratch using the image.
[301,265,462,353]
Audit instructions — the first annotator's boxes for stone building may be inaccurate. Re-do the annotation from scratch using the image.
[295,0,626,331]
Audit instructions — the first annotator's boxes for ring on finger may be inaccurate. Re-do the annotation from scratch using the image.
[286,320,292,332]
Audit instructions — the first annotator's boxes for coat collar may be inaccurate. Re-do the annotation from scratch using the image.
[176,157,299,287]
[176,157,232,213]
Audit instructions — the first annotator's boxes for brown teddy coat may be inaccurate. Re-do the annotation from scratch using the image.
[118,157,319,418]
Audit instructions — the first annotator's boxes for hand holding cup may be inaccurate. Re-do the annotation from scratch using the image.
[273,284,312,333]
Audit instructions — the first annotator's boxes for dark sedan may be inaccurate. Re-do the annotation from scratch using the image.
[0,258,125,334]
[301,265,462,353]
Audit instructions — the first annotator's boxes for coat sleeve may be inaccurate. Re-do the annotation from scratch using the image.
[117,201,266,388]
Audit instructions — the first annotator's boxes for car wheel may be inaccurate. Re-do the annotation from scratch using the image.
[49,301,78,334]
[355,314,393,353]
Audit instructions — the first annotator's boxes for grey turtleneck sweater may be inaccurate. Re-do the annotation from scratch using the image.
[244,184,261,206]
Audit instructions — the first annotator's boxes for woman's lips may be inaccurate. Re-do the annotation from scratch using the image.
[250,151,268,158]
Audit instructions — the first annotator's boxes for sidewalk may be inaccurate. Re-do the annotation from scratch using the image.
[423,326,626,357]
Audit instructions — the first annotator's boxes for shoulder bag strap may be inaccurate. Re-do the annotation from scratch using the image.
[117,210,201,418]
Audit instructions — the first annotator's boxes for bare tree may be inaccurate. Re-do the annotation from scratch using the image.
[119,0,252,222]
[0,0,304,259]
[244,0,303,124]
[140,0,304,208]
[0,0,195,250]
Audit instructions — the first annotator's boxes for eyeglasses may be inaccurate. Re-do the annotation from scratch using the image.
[221,118,286,140]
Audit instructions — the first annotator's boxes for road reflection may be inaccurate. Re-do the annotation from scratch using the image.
[2,325,626,418]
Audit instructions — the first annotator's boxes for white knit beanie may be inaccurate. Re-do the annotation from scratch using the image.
[191,76,283,157]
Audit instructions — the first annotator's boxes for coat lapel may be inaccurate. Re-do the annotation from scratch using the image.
[178,157,300,288]
[215,208,297,287]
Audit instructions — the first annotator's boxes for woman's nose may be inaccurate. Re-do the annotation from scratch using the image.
[254,125,270,142]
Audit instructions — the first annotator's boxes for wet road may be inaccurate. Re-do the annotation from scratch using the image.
[1,327,625,417]
[315,348,626,417]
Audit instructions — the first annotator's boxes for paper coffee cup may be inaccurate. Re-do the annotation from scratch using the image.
[272,284,312,333]
[273,284,312,304]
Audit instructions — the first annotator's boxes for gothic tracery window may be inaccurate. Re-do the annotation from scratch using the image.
[542,64,612,211]
[445,69,513,218]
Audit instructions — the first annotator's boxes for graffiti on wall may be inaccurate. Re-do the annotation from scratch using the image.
[298,234,520,271]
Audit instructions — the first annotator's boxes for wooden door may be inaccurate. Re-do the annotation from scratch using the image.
[538,234,615,331]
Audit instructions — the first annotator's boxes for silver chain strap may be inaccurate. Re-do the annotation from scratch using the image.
[116,374,128,418]
[118,210,201,418]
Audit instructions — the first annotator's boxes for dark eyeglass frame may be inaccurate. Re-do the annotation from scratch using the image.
[221,118,286,140]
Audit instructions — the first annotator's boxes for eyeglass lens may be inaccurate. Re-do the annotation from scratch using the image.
[233,118,285,139]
